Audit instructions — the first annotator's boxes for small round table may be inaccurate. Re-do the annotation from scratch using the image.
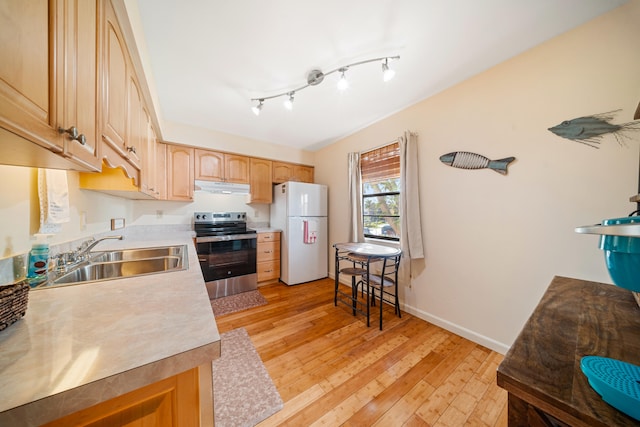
[333,242,402,328]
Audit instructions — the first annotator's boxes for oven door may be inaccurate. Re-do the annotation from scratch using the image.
[196,234,257,282]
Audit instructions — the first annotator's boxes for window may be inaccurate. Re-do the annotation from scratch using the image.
[361,142,400,241]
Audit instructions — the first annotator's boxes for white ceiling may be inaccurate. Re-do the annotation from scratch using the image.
[134,0,627,151]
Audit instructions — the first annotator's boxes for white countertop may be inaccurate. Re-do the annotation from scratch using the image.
[252,227,281,233]
[0,228,220,426]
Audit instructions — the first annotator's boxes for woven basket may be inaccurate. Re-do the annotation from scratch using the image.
[0,282,29,331]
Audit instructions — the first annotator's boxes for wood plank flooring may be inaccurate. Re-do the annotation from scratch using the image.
[214,279,508,426]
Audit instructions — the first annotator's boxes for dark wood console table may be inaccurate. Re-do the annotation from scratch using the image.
[497,276,640,427]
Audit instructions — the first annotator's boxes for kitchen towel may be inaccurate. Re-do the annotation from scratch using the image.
[38,169,70,234]
[303,220,317,244]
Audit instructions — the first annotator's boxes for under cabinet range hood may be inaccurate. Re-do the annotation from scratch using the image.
[194,180,250,195]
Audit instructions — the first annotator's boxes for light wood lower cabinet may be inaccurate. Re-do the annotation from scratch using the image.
[42,368,201,427]
[257,232,280,283]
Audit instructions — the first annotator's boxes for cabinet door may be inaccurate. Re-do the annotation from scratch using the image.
[102,1,128,155]
[225,154,250,184]
[195,149,224,181]
[145,117,161,198]
[166,144,194,201]
[126,75,143,170]
[155,140,167,200]
[139,106,157,197]
[248,158,272,203]
[272,161,293,184]
[0,0,62,152]
[294,165,314,183]
[58,0,101,171]
[42,368,200,427]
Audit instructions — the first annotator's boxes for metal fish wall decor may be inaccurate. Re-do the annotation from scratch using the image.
[548,110,640,148]
[439,152,516,175]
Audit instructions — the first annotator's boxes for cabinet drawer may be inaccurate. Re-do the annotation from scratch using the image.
[257,241,280,262]
[257,260,280,282]
[258,232,280,243]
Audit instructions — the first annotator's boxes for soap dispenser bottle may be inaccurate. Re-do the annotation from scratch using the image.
[27,237,49,283]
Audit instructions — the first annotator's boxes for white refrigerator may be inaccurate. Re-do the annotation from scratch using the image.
[270,181,328,285]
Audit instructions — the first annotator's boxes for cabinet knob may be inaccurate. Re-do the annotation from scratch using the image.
[127,146,137,154]
[59,126,78,139]
[58,126,87,145]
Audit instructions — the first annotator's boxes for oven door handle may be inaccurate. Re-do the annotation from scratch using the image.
[196,234,257,243]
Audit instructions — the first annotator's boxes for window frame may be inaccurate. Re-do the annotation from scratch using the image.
[360,142,401,242]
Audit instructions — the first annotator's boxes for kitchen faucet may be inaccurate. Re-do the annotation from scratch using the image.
[75,235,124,259]
[52,235,124,273]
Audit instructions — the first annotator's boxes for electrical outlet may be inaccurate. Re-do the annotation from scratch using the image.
[80,211,87,231]
[111,218,125,230]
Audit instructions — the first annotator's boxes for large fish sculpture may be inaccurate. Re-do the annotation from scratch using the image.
[548,110,640,148]
[439,152,515,175]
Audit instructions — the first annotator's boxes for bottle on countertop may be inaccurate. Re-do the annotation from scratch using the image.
[27,240,49,284]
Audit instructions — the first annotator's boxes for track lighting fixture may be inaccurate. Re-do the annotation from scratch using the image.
[250,55,399,114]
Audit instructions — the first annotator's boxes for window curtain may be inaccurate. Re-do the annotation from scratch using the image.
[348,152,364,242]
[399,131,425,260]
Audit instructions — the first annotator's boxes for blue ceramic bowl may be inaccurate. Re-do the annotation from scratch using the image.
[599,217,640,292]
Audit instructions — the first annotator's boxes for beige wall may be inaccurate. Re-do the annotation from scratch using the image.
[315,1,640,352]
[162,120,315,165]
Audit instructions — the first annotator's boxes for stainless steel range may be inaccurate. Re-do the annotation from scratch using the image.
[194,212,257,299]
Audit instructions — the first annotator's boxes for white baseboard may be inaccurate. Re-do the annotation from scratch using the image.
[401,304,510,355]
[329,273,510,355]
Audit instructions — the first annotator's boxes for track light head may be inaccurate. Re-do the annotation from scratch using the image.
[283,93,294,110]
[382,58,396,82]
[251,99,264,116]
[337,68,349,91]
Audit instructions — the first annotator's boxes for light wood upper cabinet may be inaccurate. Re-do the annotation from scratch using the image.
[155,137,167,200]
[0,0,57,150]
[293,164,314,183]
[0,0,100,171]
[102,2,127,156]
[166,144,194,201]
[195,149,224,181]
[57,0,101,171]
[248,158,272,204]
[272,161,314,183]
[195,149,250,184]
[225,154,250,184]
[102,0,140,174]
[138,106,160,198]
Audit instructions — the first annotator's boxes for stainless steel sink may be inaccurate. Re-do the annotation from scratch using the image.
[90,245,187,262]
[37,244,188,288]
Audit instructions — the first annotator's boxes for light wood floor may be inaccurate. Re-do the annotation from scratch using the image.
[214,279,509,426]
